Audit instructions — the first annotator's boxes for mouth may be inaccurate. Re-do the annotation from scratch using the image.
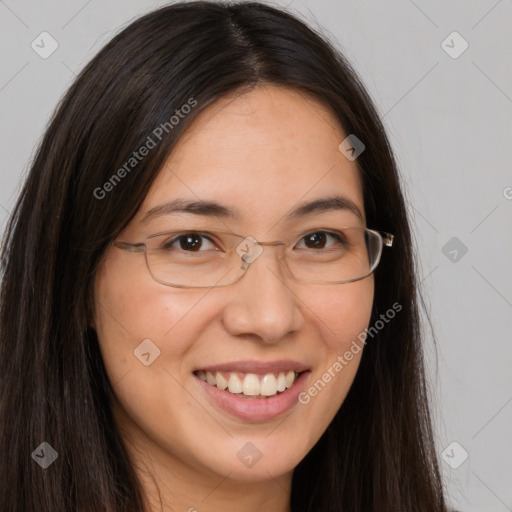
[192,360,310,422]
[193,369,302,399]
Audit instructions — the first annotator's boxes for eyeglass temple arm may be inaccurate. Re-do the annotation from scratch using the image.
[381,232,394,247]
[113,241,146,253]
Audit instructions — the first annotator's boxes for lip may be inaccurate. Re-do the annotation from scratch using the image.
[193,365,311,423]
[194,359,310,374]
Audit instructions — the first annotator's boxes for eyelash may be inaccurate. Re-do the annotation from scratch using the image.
[161,230,347,252]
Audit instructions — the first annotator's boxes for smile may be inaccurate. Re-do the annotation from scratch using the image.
[193,360,310,422]
[195,370,300,398]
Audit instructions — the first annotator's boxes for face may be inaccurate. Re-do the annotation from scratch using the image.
[93,85,374,495]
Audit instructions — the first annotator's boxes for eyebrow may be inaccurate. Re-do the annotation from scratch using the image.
[141,195,364,224]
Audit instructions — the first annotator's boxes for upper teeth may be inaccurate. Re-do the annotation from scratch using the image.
[196,370,298,397]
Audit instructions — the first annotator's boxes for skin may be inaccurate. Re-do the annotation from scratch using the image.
[92,85,374,512]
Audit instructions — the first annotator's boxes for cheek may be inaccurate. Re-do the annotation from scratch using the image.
[308,277,374,351]
[92,253,211,381]
[92,258,226,460]
[296,278,374,443]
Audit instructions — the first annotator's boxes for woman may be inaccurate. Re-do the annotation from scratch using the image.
[0,1,448,511]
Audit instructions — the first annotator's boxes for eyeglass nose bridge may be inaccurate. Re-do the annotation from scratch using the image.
[236,236,287,271]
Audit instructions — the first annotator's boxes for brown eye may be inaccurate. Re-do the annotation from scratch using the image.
[297,231,347,250]
[303,232,327,249]
[178,234,203,251]
[162,233,216,252]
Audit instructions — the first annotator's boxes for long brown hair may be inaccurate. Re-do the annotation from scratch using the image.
[0,2,447,510]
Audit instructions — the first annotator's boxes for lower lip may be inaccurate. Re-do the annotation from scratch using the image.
[194,371,310,422]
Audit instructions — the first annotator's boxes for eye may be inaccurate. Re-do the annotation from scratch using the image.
[161,232,218,252]
[295,230,347,251]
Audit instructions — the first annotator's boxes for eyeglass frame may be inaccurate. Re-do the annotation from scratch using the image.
[112,226,394,289]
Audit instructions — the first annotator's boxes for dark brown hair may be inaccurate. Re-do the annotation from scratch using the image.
[0,2,447,510]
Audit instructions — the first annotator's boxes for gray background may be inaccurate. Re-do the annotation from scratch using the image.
[1,0,511,510]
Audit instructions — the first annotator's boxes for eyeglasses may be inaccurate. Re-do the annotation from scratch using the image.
[112,226,394,288]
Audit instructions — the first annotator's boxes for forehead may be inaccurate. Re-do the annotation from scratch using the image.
[137,85,365,231]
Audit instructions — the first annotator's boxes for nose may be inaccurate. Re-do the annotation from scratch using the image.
[220,243,304,344]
